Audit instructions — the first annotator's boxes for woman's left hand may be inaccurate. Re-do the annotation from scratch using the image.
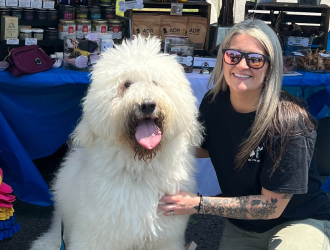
[158,191,200,216]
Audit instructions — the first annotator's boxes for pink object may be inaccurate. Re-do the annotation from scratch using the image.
[135,119,162,149]
[0,168,15,208]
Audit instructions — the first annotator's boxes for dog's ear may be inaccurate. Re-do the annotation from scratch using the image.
[71,118,96,147]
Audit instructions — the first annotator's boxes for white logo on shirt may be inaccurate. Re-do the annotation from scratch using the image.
[248,146,263,162]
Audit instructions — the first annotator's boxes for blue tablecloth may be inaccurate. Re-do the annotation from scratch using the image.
[0,68,329,206]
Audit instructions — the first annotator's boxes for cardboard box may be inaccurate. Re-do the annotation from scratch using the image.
[1,15,18,40]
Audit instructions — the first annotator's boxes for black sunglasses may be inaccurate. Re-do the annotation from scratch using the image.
[222,49,270,69]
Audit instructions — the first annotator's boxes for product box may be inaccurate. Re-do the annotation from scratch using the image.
[1,15,18,40]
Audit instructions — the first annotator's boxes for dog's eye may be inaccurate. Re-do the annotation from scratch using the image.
[124,82,131,88]
[152,80,158,85]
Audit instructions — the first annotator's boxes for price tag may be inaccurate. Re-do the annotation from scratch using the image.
[6,38,19,45]
[42,0,54,8]
[176,56,193,66]
[118,0,143,12]
[5,0,18,6]
[287,37,310,47]
[171,3,183,16]
[25,38,37,45]
[31,0,42,8]
[0,0,5,7]
[19,0,30,7]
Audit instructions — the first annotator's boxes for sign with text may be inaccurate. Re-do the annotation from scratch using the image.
[118,0,143,12]
[171,3,183,16]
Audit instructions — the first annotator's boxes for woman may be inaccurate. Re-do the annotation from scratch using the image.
[158,19,330,249]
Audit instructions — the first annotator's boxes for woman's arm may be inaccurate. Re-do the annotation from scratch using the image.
[195,147,209,158]
[158,187,293,220]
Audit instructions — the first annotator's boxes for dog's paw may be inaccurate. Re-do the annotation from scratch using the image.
[29,238,61,250]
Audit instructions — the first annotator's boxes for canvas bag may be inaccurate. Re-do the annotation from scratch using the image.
[6,45,53,77]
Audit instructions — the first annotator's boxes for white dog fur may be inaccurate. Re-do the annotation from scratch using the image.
[30,36,203,250]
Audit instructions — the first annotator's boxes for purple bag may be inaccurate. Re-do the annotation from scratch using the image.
[6,45,53,77]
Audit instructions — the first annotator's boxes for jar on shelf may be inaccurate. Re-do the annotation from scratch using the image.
[32,28,44,40]
[36,9,47,20]
[88,0,99,6]
[19,28,32,40]
[47,9,58,20]
[0,7,10,17]
[58,19,76,39]
[166,39,194,73]
[75,5,89,19]
[99,0,114,6]
[100,4,115,19]
[92,19,107,33]
[80,0,88,5]
[89,6,101,20]
[10,7,22,19]
[108,19,123,44]
[22,8,34,20]
[45,27,58,40]
[76,19,91,38]
[59,5,74,19]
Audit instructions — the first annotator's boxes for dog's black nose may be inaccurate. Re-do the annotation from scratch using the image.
[141,100,156,114]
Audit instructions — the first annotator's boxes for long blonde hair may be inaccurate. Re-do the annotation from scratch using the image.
[208,19,315,174]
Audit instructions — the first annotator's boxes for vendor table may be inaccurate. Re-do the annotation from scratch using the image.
[0,68,329,206]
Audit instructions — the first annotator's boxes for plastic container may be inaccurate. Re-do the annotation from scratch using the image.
[36,9,47,20]
[47,9,58,20]
[75,5,89,19]
[45,27,58,40]
[76,19,91,38]
[19,28,32,40]
[282,52,297,74]
[63,35,101,71]
[58,19,76,39]
[32,28,44,40]
[22,8,34,20]
[167,39,194,73]
[92,19,107,33]
[89,6,101,19]
[97,33,113,52]
[108,19,123,44]
[0,7,10,17]
[10,7,22,19]
[59,5,74,19]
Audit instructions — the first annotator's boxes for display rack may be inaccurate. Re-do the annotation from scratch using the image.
[124,1,211,51]
[244,2,330,50]
[0,19,62,60]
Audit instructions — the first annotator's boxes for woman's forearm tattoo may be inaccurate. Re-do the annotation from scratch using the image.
[202,196,278,219]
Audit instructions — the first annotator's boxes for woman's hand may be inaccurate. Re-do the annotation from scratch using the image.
[158,191,201,216]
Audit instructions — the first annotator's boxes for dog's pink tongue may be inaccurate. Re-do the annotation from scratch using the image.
[135,120,162,149]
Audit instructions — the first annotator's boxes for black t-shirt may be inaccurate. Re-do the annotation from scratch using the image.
[199,90,330,233]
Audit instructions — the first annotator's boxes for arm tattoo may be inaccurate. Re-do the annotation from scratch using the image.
[202,195,278,220]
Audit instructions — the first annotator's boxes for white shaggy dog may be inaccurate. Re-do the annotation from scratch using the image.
[30,36,202,250]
